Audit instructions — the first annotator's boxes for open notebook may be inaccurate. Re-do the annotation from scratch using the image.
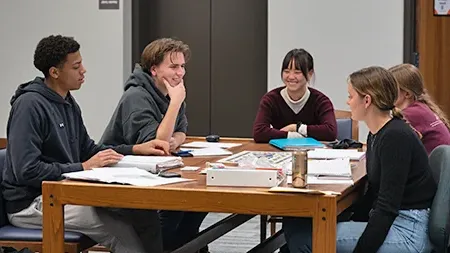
[179,147,233,157]
[307,149,365,160]
[112,155,184,174]
[63,167,192,186]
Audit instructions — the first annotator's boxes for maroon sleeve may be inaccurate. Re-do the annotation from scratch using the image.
[253,95,288,143]
[402,105,425,136]
[306,94,337,141]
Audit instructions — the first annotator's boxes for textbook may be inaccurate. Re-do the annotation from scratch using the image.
[269,137,325,150]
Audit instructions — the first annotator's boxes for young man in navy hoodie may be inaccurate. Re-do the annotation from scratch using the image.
[2,35,168,253]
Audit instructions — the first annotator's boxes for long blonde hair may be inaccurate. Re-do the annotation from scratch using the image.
[389,63,450,129]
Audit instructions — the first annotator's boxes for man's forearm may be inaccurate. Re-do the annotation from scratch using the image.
[156,102,181,141]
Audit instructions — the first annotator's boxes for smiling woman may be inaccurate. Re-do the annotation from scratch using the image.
[252,48,337,143]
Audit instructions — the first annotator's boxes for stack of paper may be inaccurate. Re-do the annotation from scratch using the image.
[180,147,232,157]
[181,141,242,149]
[112,155,183,174]
[307,158,352,177]
[305,175,353,185]
[306,158,353,184]
[287,175,353,185]
[308,149,365,160]
[63,167,192,186]
[287,158,354,185]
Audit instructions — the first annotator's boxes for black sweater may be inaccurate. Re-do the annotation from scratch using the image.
[353,118,436,253]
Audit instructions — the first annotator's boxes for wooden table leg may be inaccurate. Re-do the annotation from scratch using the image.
[312,196,337,252]
[42,183,65,253]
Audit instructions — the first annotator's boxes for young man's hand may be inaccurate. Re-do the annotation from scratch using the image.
[133,139,170,156]
[164,78,186,106]
[82,149,123,170]
[169,137,178,152]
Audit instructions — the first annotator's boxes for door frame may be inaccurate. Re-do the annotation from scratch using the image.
[404,0,417,64]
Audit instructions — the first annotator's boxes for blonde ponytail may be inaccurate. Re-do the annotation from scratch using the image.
[392,107,404,119]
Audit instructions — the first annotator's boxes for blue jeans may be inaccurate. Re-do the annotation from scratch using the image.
[158,210,208,251]
[283,209,433,253]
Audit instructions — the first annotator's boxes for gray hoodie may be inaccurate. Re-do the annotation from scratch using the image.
[2,77,133,213]
[100,65,188,145]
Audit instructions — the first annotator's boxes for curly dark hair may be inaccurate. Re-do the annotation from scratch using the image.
[33,35,80,77]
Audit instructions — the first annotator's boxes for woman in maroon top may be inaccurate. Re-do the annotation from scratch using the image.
[389,63,450,154]
[252,49,337,143]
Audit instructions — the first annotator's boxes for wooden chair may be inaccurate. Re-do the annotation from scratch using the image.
[261,110,359,240]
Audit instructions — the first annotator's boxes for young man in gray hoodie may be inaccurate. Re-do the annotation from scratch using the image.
[101,38,208,252]
[2,35,169,253]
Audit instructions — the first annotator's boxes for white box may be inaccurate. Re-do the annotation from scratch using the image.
[206,169,280,188]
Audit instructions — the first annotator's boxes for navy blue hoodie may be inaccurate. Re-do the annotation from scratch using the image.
[2,77,133,213]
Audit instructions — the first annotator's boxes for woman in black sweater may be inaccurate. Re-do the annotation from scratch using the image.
[283,66,437,253]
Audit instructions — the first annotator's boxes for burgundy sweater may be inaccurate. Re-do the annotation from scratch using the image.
[253,87,337,143]
[402,101,450,154]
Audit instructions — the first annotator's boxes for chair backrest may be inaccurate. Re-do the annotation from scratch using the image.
[334,110,359,140]
[0,148,7,227]
[336,118,352,140]
[428,145,450,252]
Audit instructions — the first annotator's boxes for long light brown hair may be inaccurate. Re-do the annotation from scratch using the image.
[348,66,402,118]
[389,63,450,129]
[348,66,424,138]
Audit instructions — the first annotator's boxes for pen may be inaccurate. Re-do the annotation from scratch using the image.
[177,150,192,154]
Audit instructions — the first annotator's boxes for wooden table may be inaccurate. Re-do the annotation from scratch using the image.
[42,138,366,252]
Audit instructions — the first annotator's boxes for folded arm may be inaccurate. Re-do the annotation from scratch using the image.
[253,98,288,143]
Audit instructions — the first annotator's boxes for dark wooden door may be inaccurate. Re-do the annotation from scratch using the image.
[416,0,450,117]
[132,0,268,137]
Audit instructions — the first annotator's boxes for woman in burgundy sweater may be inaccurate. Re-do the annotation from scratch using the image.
[389,63,450,154]
[252,49,337,143]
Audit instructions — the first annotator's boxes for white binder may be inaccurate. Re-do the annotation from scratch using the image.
[206,168,281,188]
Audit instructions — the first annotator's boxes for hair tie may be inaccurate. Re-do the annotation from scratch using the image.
[381,105,395,111]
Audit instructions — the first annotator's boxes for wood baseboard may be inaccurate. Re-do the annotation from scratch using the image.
[0,138,6,149]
